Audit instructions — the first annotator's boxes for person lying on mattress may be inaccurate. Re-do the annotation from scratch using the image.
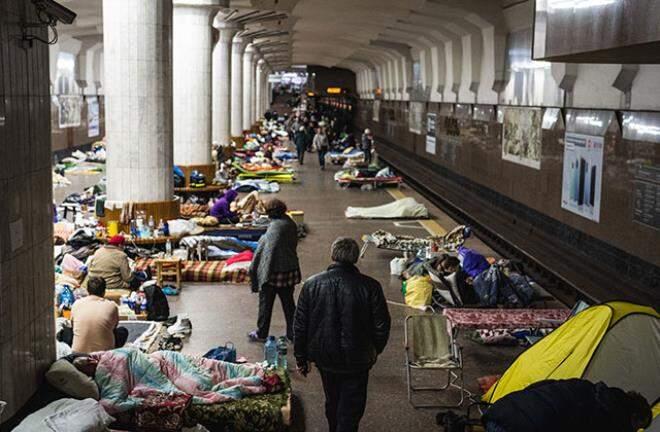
[70,347,283,415]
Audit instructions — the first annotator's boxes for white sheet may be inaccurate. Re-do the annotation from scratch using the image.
[345,197,428,219]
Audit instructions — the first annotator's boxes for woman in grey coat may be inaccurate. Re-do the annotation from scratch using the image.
[248,198,301,342]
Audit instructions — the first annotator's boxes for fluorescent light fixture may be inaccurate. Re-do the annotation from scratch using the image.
[548,0,619,10]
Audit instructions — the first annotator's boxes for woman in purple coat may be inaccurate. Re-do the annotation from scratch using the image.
[209,189,239,223]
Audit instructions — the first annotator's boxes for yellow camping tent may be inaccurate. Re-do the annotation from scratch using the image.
[484,301,659,410]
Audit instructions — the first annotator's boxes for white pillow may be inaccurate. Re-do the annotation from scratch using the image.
[44,398,114,432]
[12,399,78,432]
[45,360,100,400]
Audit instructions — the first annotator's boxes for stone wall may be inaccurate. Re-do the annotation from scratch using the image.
[0,0,56,422]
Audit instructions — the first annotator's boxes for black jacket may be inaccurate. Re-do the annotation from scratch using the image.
[483,379,637,432]
[293,263,391,373]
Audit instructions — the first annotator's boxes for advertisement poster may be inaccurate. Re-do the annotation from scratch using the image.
[426,112,437,155]
[502,107,542,169]
[58,95,82,128]
[87,96,100,137]
[409,101,424,135]
[561,132,604,222]
[372,100,381,122]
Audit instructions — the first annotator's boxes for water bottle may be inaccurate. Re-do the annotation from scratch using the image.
[166,239,172,257]
[277,336,288,370]
[264,336,278,366]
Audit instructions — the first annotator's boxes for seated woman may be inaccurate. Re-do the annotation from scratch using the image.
[209,189,239,224]
[86,235,142,291]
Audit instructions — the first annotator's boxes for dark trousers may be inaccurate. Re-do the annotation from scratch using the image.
[257,284,296,339]
[318,149,328,168]
[363,148,372,165]
[59,326,129,350]
[319,369,369,432]
[296,145,305,164]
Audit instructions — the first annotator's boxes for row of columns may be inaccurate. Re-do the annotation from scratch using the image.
[103,0,272,215]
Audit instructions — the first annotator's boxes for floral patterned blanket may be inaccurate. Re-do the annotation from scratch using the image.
[443,308,570,330]
[92,348,281,415]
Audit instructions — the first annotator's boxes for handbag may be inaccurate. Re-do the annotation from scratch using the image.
[203,342,237,362]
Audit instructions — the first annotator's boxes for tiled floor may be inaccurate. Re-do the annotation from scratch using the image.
[169,157,528,431]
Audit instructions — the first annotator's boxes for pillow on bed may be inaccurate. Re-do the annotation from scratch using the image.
[12,398,112,432]
[45,359,100,400]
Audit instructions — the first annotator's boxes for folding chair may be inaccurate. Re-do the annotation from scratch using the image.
[405,314,465,408]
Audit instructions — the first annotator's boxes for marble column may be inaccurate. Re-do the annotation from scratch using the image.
[230,34,247,139]
[250,50,260,126]
[212,17,241,146]
[254,58,265,123]
[242,43,255,131]
[104,0,178,221]
[173,0,222,168]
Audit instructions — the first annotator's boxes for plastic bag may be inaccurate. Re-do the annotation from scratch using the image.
[402,275,434,309]
[390,257,407,276]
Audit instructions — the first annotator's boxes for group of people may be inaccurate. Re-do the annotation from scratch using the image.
[288,106,375,170]
[247,197,392,432]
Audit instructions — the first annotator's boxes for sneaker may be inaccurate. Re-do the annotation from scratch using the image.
[247,330,266,343]
[167,314,192,336]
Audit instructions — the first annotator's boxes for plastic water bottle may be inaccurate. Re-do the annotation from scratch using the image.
[165,239,172,257]
[264,336,278,366]
[277,336,288,370]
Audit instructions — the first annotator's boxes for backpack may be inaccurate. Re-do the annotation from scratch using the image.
[143,284,170,321]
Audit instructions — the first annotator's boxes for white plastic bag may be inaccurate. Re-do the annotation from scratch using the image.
[390,257,407,276]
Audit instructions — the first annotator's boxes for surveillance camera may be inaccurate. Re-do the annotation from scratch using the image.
[32,0,77,25]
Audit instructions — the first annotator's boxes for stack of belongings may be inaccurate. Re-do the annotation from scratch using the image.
[365,229,433,253]
[334,166,402,187]
[232,179,280,194]
[346,197,428,219]
[393,226,541,333]
[328,146,365,166]
[179,195,209,219]
[85,141,107,162]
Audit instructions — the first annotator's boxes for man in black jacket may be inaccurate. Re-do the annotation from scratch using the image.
[294,237,391,432]
[482,379,652,432]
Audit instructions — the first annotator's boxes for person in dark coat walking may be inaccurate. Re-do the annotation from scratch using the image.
[248,199,301,342]
[482,379,652,432]
[361,129,374,165]
[294,237,391,432]
[293,126,307,164]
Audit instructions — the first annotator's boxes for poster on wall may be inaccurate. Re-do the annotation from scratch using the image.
[58,95,82,128]
[501,107,542,169]
[561,132,604,222]
[426,112,437,155]
[87,96,100,138]
[372,100,381,122]
[409,101,424,135]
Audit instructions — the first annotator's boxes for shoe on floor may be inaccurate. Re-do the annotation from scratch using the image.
[167,314,192,336]
[247,330,266,343]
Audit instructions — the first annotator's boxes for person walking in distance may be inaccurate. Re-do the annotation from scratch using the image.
[361,128,374,166]
[313,127,330,170]
[294,237,391,432]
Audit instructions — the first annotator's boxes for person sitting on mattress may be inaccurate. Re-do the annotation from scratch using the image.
[86,235,137,291]
[482,379,652,432]
[209,189,239,224]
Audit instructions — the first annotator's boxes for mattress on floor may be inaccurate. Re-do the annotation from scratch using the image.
[135,258,249,284]
[346,197,428,219]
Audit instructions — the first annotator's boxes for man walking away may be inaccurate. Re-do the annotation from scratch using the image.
[313,127,330,170]
[361,129,374,166]
[294,237,391,432]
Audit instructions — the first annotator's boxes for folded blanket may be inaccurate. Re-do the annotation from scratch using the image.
[93,348,278,415]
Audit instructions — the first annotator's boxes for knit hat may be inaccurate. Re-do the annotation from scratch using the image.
[108,235,125,246]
